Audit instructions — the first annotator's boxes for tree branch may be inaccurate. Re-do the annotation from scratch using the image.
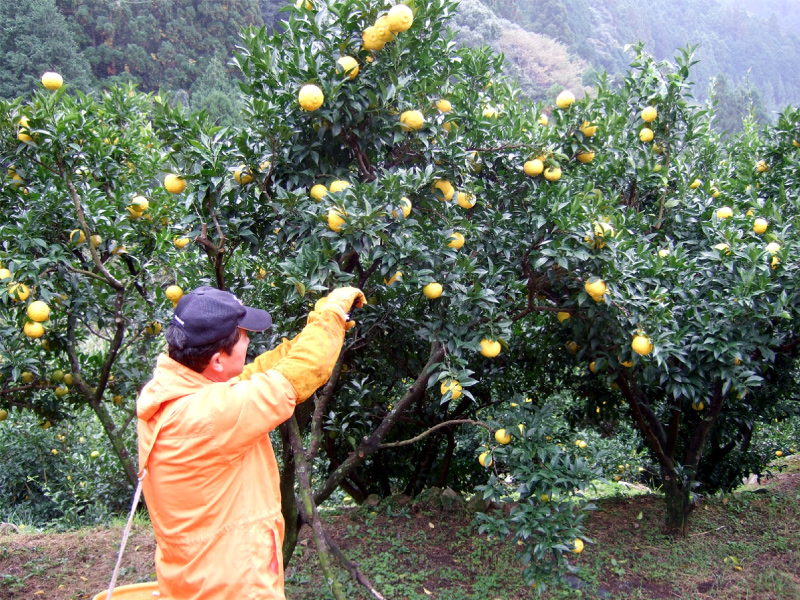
[378,419,493,449]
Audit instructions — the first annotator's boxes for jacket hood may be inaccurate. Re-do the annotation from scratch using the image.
[137,354,210,421]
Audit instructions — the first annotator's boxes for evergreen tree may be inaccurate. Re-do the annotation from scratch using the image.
[190,55,242,127]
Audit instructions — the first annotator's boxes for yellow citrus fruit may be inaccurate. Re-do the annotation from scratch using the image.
[295,0,312,8]
[8,282,30,302]
[21,371,34,383]
[440,378,462,399]
[310,184,328,202]
[479,451,492,467]
[524,159,544,177]
[393,197,412,218]
[164,174,186,194]
[113,395,124,406]
[639,128,654,143]
[557,311,570,323]
[765,242,781,254]
[572,539,585,554]
[423,282,443,299]
[0,409,7,421]
[776,450,783,457]
[556,90,575,109]
[63,373,73,386]
[692,401,704,411]
[329,180,350,193]
[24,321,45,338]
[714,242,730,254]
[482,106,498,119]
[127,206,144,219]
[145,321,162,335]
[130,195,149,212]
[589,361,596,373]
[41,71,63,90]
[641,106,657,122]
[480,339,502,358]
[544,167,562,182]
[716,206,733,219]
[90,234,102,248]
[579,121,597,136]
[710,186,720,198]
[577,151,595,164]
[70,229,86,244]
[174,237,191,249]
[165,285,183,303]
[753,218,768,234]
[495,428,511,444]
[448,232,465,249]
[383,271,403,286]
[566,341,579,354]
[538,114,549,126]
[400,110,424,131]
[456,192,475,209]
[27,300,50,322]
[361,27,386,51]
[436,99,452,113]
[632,334,653,356]
[756,160,768,173]
[17,116,32,142]
[234,167,253,184]
[386,4,414,32]
[442,120,458,133]
[658,248,670,257]
[0,269,10,281]
[584,279,606,301]
[690,179,702,189]
[257,267,267,280]
[374,16,395,42]
[336,56,359,80]
[298,84,324,111]
[328,209,346,232]
[433,179,455,201]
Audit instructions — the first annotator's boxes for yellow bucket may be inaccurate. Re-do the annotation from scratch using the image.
[92,582,160,600]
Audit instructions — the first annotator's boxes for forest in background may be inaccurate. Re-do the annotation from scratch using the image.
[2,0,800,131]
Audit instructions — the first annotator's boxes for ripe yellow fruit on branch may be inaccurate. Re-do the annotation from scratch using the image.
[480,339,502,358]
[310,184,328,202]
[0,268,10,280]
[448,232,465,249]
[234,167,253,184]
[130,195,149,212]
[165,285,183,304]
[432,179,454,201]
[565,341,579,354]
[91,234,102,248]
[328,209,346,232]
[482,106,498,118]
[374,16,396,42]
[174,237,191,249]
[24,321,45,338]
[400,110,424,131]
[577,151,595,164]
[756,160,768,173]
[765,242,781,254]
[639,128,654,143]
[361,27,386,51]
[164,174,186,194]
[295,0,312,8]
[538,114,549,126]
[299,84,324,111]
[70,229,85,244]
[27,300,50,322]
[329,180,350,193]
[479,451,492,467]
[753,218,768,234]
[456,192,475,209]
[495,428,511,444]
[393,197,412,218]
[716,206,733,219]
[641,106,657,123]
[572,539,585,554]
[589,361,596,373]
[440,378,461,399]
[436,99,452,113]
[336,56,359,80]
[17,116,32,142]
[524,159,544,176]
[556,90,575,109]
[41,72,63,90]
[579,121,597,136]
[544,167,562,182]
[584,278,606,302]
[557,311,570,323]
[386,4,414,32]
[423,282,443,299]
[631,334,653,356]
[658,248,670,257]
[714,242,731,254]
[145,321,162,335]
[8,282,30,302]
[690,179,702,189]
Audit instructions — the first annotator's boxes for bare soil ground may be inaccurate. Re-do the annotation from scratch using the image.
[2,458,798,600]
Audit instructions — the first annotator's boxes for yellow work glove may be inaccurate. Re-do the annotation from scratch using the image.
[314,287,366,330]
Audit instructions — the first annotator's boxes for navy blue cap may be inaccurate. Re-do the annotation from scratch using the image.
[171,286,272,348]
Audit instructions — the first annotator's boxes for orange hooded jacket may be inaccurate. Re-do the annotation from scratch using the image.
[137,309,345,600]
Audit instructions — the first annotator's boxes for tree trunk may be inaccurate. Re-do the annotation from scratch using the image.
[90,401,137,486]
[279,399,314,565]
[661,469,689,536]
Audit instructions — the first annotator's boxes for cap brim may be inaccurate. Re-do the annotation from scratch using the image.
[239,306,272,332]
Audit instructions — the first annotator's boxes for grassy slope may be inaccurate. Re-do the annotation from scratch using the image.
[1,456,798,600]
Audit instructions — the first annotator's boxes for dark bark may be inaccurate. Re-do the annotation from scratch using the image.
[280,399,314,565]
